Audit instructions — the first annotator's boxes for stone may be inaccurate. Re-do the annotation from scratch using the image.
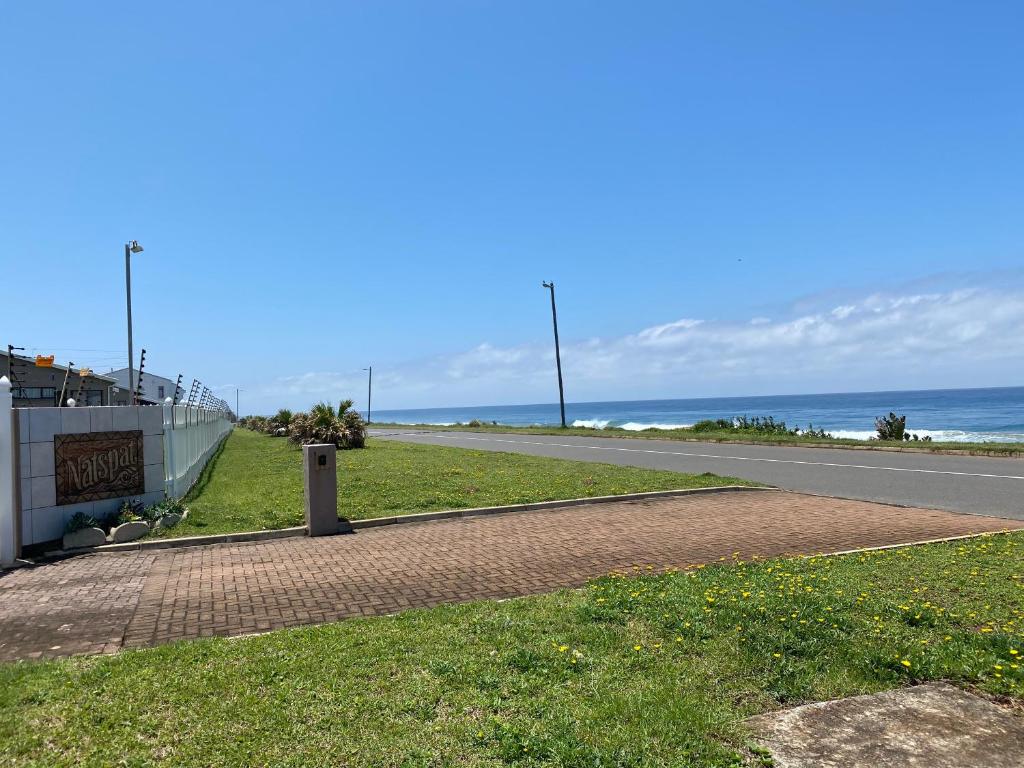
[109,521,150,543]
[62,527,106,549]
[745,682,1024,767]
[155,512,182,529]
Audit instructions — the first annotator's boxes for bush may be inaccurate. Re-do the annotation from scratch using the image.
[875,412,907,441]
[115,499,146,526]
[65,511,99,534]
[144,497,187,522]
[691,419,734,432]
[690,416,833,439]
[288,400,367,450]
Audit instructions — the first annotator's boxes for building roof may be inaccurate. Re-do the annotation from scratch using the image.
[106,367,178,390]
[1,351,117,383]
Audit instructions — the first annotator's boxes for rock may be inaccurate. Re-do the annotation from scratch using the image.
[110,521,150,543]
[155,512,183,529]
[62,527,106,549]
[745,682,1024,768]
[275,427,287,437]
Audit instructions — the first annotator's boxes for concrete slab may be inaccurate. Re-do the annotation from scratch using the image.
[746,682,1024,768]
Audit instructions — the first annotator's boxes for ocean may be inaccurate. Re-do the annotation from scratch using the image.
[372,386,1024,443]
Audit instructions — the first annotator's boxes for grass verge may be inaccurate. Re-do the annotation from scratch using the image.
[2,533,1021,766]
[372,422,1024,456]
[159,429,753,537]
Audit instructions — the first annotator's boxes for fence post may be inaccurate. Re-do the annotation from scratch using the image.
[163,397,175,498]
[0,376,17,567]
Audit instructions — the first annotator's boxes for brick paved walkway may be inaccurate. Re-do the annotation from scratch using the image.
[1,490,1021,661]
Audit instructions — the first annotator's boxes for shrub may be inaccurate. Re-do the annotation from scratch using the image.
[65,511,99,534]
[274,409,293,428]
[244,415,272,434]
[288,400,367,450]
[116,499,146,526]
[139,503,164,524]
[875,412,907,441]
[691,419,734,432]
[690,416,833,439]
[163,497,188,516]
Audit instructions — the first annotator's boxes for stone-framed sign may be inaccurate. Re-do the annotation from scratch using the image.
[55,430,145,505]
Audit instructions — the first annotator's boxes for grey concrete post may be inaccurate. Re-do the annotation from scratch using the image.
[302,443,338,536]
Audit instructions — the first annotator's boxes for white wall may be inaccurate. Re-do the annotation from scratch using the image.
[15,406,165,545]
[3,400,232,548]
[163,403,233,499]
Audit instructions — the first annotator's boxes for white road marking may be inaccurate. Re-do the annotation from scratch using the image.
[386,432,1024,481]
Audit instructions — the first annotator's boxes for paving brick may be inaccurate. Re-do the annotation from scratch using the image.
[1,491,1021,661]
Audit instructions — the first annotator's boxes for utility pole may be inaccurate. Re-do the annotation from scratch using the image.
[124,240,144,400]
[541,281,567,428]
[363,367,372,424]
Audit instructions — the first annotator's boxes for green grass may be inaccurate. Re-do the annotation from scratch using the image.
[2,533,1021,767]
[372,421,1024,455]
[162,429,753,537]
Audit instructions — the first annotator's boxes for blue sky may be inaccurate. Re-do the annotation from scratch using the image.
[2,2,1023,414]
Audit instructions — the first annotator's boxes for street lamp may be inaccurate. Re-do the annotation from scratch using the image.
[542,281,567,428]
[124,240,144,403]
[363,367,372,424]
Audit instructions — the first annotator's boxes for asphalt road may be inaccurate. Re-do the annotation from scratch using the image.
[371,430,1024,521]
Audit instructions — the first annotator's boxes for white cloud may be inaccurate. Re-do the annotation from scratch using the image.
[248,283,1024,412]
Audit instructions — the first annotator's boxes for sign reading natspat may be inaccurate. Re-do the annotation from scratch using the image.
[54,431,145,505]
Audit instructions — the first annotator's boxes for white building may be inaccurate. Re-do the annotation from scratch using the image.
[106,368,182,406]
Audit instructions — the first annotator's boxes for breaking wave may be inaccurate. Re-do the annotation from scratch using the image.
[619,422,692,431]
[827,428,1024,443]
[572,419,692,431]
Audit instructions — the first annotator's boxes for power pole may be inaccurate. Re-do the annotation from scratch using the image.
[364,366,372,424]
[541,281,567,428]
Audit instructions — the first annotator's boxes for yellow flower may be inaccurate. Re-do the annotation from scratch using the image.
[558,645,569,653]
[900,659,912,668]
[634,645,642,651]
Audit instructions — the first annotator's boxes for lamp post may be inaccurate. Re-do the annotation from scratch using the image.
[236,388,242,422]
[363,366,372,424]
[541,281,567,428]
[124,240,144,403]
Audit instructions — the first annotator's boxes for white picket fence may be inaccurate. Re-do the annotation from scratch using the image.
[162,402,233,498]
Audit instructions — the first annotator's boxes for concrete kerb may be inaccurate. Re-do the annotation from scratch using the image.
[46,485,775,556]
[347,484,771,529]
[373,428,1024,460]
